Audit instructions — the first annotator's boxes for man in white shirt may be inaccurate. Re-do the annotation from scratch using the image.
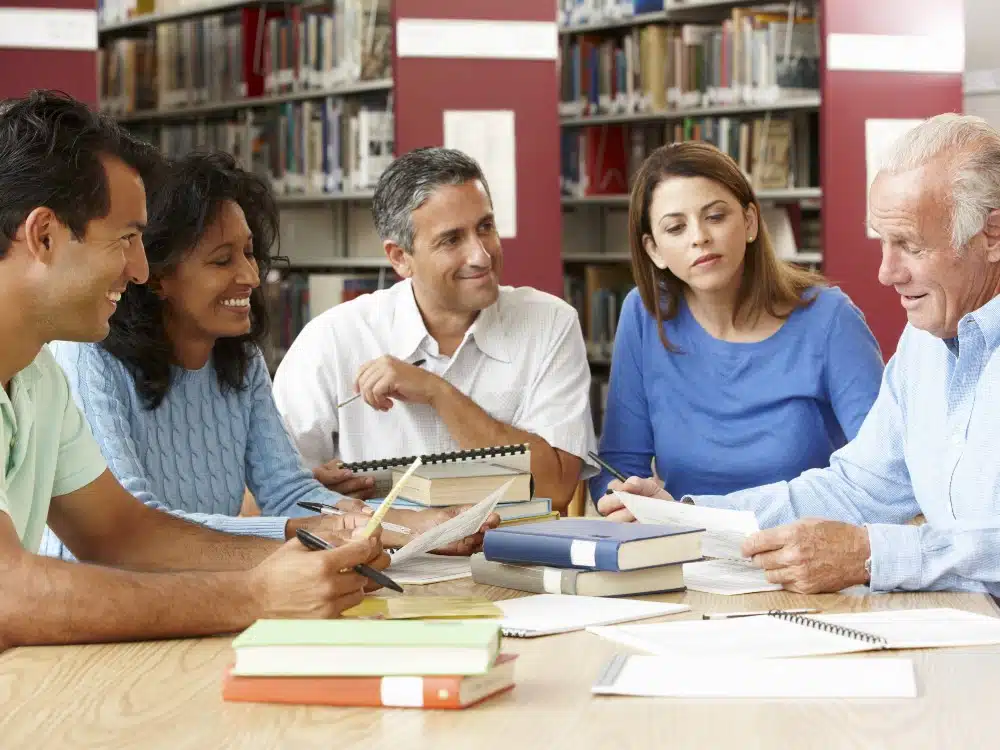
[273,148,596,513]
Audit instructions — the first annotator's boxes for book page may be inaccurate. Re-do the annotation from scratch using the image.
[389,480,512,564]
[404,462,522,480]
[498,594,689,637]
[589,614,870,659]
[388,554,472,585]
[682,558,783,595]
[593,654,917,698]
[617,493,759,559]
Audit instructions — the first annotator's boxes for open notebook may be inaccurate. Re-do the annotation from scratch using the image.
[497,594,689,638]
[590,608,1000,659]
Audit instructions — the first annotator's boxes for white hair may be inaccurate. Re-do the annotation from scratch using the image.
[880,113,1000,250]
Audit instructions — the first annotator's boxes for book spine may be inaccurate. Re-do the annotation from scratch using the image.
[222,673,470,708]
[482,532,621,571]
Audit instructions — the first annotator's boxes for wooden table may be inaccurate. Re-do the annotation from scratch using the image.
[2,581,999,750]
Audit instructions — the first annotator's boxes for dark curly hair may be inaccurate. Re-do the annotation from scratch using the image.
[0,89,161,256]
[101,151,278,409]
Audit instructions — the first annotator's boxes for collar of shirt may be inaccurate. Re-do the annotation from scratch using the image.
[947,292,1000,359]
[388,279,512,364]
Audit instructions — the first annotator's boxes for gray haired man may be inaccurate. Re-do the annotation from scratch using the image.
[273,147,596,514]
[600,114,1000,596]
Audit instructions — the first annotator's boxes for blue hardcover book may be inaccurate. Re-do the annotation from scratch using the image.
[482,519,703,572]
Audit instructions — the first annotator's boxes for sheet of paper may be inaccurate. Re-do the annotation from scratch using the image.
[682,558,783,595]
[342,595,501,620]
[593,654,917,699]
[443,110,517,238]
[498,594,689,637]
[388,554,473,585]
[389,479,512,564]
[617,493,759,559]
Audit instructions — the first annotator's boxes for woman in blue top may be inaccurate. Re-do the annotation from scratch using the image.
[42,151,490,558]
[594,142,884,520]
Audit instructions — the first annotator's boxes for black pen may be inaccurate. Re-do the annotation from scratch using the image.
[337,358,427,408]
[588,451,629,494]
[295,528,404,593]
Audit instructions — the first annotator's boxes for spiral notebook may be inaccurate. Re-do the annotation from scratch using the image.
[342,444,531,497]
[589,607,1000,659]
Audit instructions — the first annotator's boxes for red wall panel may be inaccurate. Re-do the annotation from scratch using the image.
[821,0,964,358]
[392,0,562,296]
[0,1,97,105]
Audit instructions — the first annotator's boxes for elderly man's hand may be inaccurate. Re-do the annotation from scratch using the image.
[742,518,871,594]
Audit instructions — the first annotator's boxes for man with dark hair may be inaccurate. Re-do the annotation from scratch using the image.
[274,147,596,513]
[0,90,387,652]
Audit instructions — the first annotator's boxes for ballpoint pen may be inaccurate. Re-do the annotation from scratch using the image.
[587,451,629,494]
[296,500,413,536]
[337,358,427,408]
[296,527,403,593]
[703,608,820,620]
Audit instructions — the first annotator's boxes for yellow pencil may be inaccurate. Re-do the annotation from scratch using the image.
[362,456,422,538]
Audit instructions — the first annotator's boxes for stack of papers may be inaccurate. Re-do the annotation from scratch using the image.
[618,493,781,595]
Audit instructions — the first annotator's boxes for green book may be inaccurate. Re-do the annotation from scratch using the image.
[232,619,502,678]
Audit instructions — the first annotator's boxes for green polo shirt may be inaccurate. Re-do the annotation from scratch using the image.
[0,346,107,552]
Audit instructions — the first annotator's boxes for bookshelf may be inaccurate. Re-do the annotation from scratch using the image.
[99,0,304,36]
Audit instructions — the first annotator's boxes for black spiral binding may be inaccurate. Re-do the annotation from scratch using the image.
[767,610,890,649]
[342,443,529,473]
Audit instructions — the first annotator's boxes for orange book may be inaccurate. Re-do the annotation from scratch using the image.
[222,654,517,710]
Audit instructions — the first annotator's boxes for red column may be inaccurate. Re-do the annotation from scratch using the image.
[821,0,964,357]
[392,0,562,296]
[0,1,97,105]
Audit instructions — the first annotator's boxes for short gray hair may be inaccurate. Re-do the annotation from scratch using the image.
[372,147,492,252]
[880,113,1000,250]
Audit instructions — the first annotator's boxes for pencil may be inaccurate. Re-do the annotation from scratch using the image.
[337,359,427,408]
[361,456,422,538]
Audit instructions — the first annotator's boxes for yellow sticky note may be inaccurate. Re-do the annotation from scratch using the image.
[342,596,503,620]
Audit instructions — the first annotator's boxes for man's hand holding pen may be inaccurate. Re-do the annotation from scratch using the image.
[353,355,445,411]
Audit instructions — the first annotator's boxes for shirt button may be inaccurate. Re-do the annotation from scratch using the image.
[952,435,964,447]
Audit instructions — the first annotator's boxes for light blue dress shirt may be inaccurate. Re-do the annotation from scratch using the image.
[694,293,1000,595]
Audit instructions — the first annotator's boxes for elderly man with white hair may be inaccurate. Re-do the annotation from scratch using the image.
[598,113,1000,595]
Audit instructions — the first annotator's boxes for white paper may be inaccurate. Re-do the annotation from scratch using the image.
[864,118,925,237]
[593,654,917,699]
[389,479,512,565]
[618,493,758,560]
[396,19,558,61]
[0,8,97,51]
[498,594,689,637]
[590,607,1000,660]
[387,554,472,585]
[443,110,517,239]
[683,558,783,595]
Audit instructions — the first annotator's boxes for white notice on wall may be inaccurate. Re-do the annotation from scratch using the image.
[0,8,97,52]
[443,110,517,239]
[864,119,925,238]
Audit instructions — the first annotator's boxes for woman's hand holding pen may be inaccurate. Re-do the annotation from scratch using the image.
[597,476,673,523]
[284,510,369,541]
[250,528,390,619]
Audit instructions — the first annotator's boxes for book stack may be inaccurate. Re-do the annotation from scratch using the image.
[473,518,703,597]
[223,619,516,710]
[347,445,557,526]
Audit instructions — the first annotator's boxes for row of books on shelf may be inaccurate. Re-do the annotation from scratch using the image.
[559,8,819,117]
[98,0,390,115]
[265,0,391,94]
[262,271,399,370]
[133,102,393,197]
[561,112,816,197]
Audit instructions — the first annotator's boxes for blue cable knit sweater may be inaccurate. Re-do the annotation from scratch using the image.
[39,341,340,558]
